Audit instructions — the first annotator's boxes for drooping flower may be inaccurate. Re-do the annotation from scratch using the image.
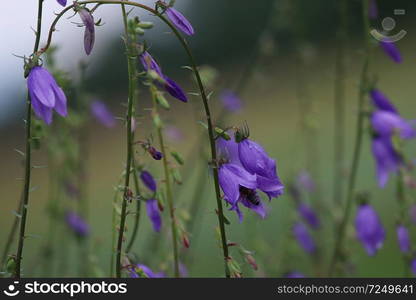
[284,271,305,278]
[140,171,157,192]
[371,111,415,140]
[372,136,402,188]
[379,39,402,64]
[65,211,90,237]
[77,8,95,55]
[129,264,164,278]
[296,170,315,193]
[90,100,116,128]
[293,222,316,254]
[355,204,385,256]
[238,139,284,199]
[297,203,320,229]
[165,7,195,36]
[27,66,68,125]
[148,146,163,160]
[396,225,411,253]
[146,199,162,232]
[140,51,188,102]
[370,89,398,114]
[368,0,378,20]
[57,0,67,6]
[220,90,242,113]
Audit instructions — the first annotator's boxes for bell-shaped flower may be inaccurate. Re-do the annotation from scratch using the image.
[355,204,385,256]
[146,199,162,232]
[396,225,411,253]
[90,100,116,128]
[379,39,402,64]
[297,203,320,229]
[27,66,68,124]
[57,0,67,6]
[372,136,402,188]
[78,8,95,55]
[370,89,398,114]
[371,111,415,140]
[140,171,157,192]
[65,211,90,237]
[166,7,195,36]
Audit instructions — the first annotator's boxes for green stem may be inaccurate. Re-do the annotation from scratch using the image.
[125,158,142,254]
[397,170,411,277]
[115,3,137,278]
[328,0,370,276]
[1,197,23,269]
[43,0,230,277]
[15,0,44,278]
[110,175,124,277]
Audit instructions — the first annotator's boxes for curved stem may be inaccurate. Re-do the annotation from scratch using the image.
[15,0,44,278]
[328,0,370,276]
[42,0,230,277]
[115,3,137,278]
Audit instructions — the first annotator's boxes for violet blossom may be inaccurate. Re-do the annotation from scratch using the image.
[396,225,411,253]
[140,170,157,192]
[379,39,402,64]
[372,136,402,188]
[65,211,90,237]
[297,203,320,229]
[78,8,95,55]
[293,222,316,254]
[146,199,162,232]
[165,6,195,36]
[355,204,385,256]
[90,100,116,128]
[57,0,67,6]
[27,66,67,125]
[370,89,398,114]
[129,264,164,278]
[220,90,242,113]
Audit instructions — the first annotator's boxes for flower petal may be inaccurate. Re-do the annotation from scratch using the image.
[166,7,195,36]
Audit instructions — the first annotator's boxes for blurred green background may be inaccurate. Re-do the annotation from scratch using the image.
[1,0,416,277]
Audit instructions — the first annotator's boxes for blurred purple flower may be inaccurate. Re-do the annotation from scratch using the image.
[293,222,316,254]
[148,146,163,160]
[129,264,164,278]
[140,51,187,102]
[179,262,188,277]
[412,259,416,276]
[239,139,284,199]
[296,170,315,193]
[369,0,378,20]
[166,7,195,36]
[90,100,116,128]
[57,0,67,6]
[396,225,411,253]
[372,136,402,188]
[220,90,242,113]
[27,66,67,125]
[146,199,162,232]
[379,39,402,64]
[355,204,385,256]
[65,211,90,237]
[140,170,157,192]
[370,89,398,114]
[78,8,95,55]
[297,203,320,229]
[285,271,305,278]
[371,111,415,140]
[165,126,184,142]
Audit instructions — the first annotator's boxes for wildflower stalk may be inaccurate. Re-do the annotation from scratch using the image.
[125,158,142,254]
[110,175,124,277]
[115,3,137,278]
[14,0,44,278]
[333,0,348,206]
[42,0,230,277]
[151,87,180,277]
[396,170,411,277]
[1,197,22,269]
[328,0,371,276]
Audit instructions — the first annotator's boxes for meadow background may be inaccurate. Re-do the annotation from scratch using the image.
[1,0,416,277]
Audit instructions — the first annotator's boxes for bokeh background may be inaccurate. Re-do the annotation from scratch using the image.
[1,0,416,277]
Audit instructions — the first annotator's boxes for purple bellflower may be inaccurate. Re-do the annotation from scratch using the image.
[379,39,402,64]
[370,89,398,114]
[355,204,385,256]
[57,0,67,6]
[165,7,195,36]
[396,225,411,253]
[65,211,90,237]
[140,51,187,102]
[146,199,162,232]
[90,100,116,128]
[297,203,320,229]
[148,146,163,160]
[371,111,415,140]
[140,170,157,192]
[220,90,242,113]
[78,8,95,55]
[129,264,164,278]
[372,136,401,188]
[293,222,316,254]
[27,66,68,125]
[217,135,284,221]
